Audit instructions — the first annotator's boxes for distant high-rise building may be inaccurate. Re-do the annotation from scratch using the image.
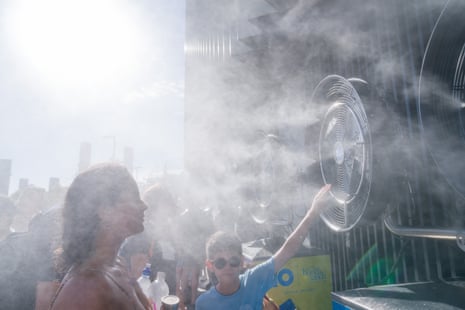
[48,177,60,192]
[123,147,134,174]
[0,159,12,195]
[18,178,29,191]
[79,142,92,172]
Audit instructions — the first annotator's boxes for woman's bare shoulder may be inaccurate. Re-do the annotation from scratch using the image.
[51,269,122,310]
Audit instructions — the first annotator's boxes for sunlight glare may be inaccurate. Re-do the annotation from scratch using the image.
[6,0,145,88]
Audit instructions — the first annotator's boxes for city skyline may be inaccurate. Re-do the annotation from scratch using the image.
[0,0,186,194]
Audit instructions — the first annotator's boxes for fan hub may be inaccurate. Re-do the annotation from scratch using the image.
[334,141,345,165]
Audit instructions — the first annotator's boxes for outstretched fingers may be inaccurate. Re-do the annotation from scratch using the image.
[311,184,332,213]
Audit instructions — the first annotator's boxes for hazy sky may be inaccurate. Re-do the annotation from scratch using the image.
[0,0,185,193]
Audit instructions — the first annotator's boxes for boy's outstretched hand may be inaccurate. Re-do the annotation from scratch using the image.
[308,183,332,216]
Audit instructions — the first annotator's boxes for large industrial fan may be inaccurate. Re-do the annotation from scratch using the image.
[311,75,373,232]
[419,0,465,199]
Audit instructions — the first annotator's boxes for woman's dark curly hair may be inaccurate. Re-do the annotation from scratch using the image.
[60,163,134,273]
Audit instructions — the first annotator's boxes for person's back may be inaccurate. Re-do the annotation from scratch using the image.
[175,207,214,308]
[0,231,33,309]
[0,207,61,310]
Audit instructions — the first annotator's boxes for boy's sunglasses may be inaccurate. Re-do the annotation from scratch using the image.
[212,256,241,269]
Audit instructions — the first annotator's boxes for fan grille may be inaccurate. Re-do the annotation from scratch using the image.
[320,102,366,203]
[313,75,372,232]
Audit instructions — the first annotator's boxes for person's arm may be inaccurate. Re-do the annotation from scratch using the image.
[272,184,331,272]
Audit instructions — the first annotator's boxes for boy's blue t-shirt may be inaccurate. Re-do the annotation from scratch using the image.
[195,258,277,310]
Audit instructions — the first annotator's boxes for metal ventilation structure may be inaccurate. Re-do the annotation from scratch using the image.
[185,0,465,295]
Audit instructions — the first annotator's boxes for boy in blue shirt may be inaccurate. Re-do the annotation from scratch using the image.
[195,184,331,310]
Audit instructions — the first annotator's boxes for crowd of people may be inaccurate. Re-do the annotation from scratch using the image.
[0,162,330,310]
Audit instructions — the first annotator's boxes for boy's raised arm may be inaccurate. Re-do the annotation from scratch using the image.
[272,184,331,272]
